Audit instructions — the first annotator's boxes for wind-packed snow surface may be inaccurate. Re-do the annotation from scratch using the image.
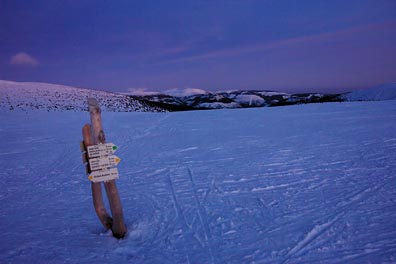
[1,101,396,263]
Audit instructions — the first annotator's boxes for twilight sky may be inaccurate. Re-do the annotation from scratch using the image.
[1,0,395,94]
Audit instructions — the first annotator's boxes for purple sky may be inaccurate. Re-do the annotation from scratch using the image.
[1,0,395,94]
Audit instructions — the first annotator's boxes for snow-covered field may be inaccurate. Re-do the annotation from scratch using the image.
[1,101,396,263]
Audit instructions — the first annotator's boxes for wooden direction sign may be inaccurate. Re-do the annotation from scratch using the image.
[87,143,118,158]
[88,168,119,183]
[89,155,121,171]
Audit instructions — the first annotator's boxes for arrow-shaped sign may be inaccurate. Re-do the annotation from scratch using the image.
[89,155,121,171]
[88,168,119,182]
[87,143,118,158]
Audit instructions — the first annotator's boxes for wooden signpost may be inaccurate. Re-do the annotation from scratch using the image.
[81,98,127,239]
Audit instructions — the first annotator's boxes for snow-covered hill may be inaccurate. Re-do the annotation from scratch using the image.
[1,101,395,263]
[343,83,396,101]
[0,80,164,112]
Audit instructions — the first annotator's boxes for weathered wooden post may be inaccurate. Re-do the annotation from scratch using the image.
[82,124,113,230]
[81,98,127,238]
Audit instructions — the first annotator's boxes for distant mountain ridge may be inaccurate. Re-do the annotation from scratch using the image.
[139,83,396,110]
[0,80,164,112]
[136,90,343,111]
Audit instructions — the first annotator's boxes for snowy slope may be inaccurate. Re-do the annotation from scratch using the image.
[0,80,164,112]
[344,83,396,101]
[1,101,396,263]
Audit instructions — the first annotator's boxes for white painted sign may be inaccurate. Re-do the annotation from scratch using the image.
[88,168,119,182]
[87,143,118,158]
[89,155,121,171]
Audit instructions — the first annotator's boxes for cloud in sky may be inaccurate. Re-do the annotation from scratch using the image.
[10,52,39,66]
[154,20,396,65]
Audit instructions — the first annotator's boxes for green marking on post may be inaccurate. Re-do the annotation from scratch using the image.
[112,146,117,150]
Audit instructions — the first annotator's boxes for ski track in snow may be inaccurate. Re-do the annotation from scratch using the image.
[1,101,396,263]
